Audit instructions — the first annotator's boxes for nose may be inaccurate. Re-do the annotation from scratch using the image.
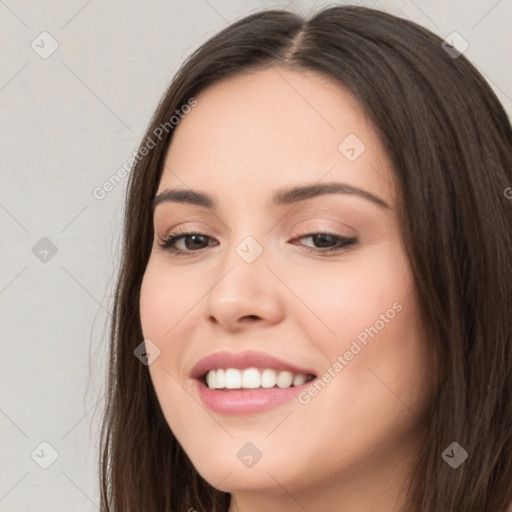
[204,239,285,332]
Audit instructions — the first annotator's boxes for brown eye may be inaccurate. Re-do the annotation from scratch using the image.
[159,232,217,253]
[293,232,358,253]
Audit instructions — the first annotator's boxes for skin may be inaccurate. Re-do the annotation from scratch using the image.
[139,66,437,512]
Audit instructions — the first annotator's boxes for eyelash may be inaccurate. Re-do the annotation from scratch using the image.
[157,229,357,256]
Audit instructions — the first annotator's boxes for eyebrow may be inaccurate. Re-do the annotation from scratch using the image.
[151,182,390,212]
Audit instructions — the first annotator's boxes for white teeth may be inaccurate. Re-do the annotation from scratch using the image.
[261,369,276,388]
[205,368,312,390]
[206,369,216,389]
[216,368,226,388]
[225,368,242,389]
[293,373,307,386]
[241,368,260,388]
[276,371,293,388]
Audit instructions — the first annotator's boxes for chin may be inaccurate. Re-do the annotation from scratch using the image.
[194,458,285,494]
[176,434,302,493]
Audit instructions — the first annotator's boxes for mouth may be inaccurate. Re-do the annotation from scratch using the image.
[190,351,318,414]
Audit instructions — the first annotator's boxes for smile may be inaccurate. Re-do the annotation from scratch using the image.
[191,350,318,414]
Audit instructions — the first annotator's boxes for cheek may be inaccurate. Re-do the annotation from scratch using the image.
[287,291,432,488]
[139,261,193,414]
[139,259,203,349]
[139,264,203,451]
[316,293,430,443]
[288,243,431,418]
[140,262,168,339]
[285,241,415,348]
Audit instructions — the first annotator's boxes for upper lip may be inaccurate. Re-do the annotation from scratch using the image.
[190,350,317,380]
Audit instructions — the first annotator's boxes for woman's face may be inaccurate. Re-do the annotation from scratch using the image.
[139,67,436,506]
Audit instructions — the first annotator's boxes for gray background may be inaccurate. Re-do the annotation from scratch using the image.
[1,1,511,510]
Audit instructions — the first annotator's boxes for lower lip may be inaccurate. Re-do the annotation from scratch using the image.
[194,378,315,415]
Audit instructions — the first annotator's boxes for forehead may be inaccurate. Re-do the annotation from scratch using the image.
[159,67,395,208]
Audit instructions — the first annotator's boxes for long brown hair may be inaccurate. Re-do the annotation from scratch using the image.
[99,5,512,511]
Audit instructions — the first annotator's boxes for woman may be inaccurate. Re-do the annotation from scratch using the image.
[99,5,512,511]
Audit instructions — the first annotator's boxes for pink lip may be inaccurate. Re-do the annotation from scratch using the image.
[190,350,317,415]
